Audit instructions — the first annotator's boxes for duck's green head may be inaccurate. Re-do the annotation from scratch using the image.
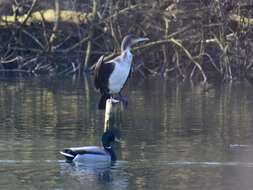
[101,130,115,149]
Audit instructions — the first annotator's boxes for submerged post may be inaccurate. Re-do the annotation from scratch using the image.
[103,98,124,136]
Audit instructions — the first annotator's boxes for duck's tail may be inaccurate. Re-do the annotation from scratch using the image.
[60,150,75,162]
[98,94,110,110]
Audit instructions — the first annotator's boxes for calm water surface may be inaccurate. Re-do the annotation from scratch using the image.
[1,76,253,190]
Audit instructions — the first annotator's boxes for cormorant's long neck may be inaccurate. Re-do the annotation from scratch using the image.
[120,38,133,64]
[122,47,131,55]
[121,38,131,52]
[120,48,132,65]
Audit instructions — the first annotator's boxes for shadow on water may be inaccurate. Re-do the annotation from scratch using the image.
[1,76,253,189]
[59,160,129,189]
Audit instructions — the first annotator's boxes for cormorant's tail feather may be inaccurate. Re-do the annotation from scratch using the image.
[98,94,110,110]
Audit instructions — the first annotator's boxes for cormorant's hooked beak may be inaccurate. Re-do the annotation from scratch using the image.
[132,37,149,45]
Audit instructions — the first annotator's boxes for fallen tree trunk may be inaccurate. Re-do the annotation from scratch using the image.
[0,9,92,26]
[229,14,253,26]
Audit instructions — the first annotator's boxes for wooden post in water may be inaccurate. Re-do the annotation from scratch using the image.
[104,98,124,138]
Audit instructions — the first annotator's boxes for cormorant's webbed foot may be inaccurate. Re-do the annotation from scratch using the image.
[115,94,128,109]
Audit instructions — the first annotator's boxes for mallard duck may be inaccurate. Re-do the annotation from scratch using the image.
[60,130,117,163]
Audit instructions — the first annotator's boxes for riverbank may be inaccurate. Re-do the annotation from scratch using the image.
[0,0,252,82]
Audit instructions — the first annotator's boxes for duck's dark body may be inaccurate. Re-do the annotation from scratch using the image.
[94,34,149,110]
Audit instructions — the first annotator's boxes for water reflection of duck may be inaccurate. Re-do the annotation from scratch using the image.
[59,160,129,188]
[94,34,149,109]
[60,130,117,163]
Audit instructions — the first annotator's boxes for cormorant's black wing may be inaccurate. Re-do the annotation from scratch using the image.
[94,55,115,94]
[94,55,105,89]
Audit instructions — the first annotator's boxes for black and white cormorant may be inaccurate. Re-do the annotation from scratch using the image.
[94,34,149,109]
